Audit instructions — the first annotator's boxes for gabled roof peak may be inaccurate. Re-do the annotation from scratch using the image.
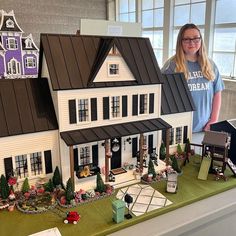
[0,9,23,33]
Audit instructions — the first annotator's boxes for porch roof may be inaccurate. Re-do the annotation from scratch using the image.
[60,118,171,146]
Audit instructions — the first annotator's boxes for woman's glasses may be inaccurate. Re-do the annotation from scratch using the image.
[182,37,201,44]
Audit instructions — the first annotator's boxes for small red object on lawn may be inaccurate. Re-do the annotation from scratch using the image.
[64,211,81,224]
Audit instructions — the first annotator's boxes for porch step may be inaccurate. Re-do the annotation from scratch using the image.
[111,178,140,189]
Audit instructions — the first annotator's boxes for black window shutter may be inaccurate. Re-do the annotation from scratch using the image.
[148,134,154,154]
[69,99,76,124]
[183,126,188,143]
[44,150,53,174]
[73,148,78,171]
[92,145,99,167]
[140,94,145,114]
[149,93,154,114]
[4,157,13,180]
[103,97,109,120]
[91,98,97,121]
[132,137,138,158]
[122,95,128,117]
[132,95,138,116]
[162,129,166,144]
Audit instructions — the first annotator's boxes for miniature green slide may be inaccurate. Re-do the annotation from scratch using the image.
[198,155,212,180]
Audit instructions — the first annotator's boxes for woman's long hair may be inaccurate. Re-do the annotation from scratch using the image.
[173,23,214,81]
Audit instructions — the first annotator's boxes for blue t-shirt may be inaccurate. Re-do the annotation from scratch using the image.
[162,60,225,132]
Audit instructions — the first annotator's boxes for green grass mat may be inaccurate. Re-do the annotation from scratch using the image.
[1,157,236,236]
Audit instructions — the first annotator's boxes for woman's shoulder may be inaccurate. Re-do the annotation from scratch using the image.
[161,57,176,73]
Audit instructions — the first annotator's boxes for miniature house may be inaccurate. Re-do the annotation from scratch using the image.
[0,78,59,182]
[211,119,236,164]
[0,10,39,79]
[0,29,195,190]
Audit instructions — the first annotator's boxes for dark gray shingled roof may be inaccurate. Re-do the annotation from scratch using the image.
[61,118,171,146]
[0,78,58,137]
[161,73,195,115]
[39,34,164,90]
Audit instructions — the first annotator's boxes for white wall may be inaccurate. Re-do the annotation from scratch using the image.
[0,130,60,186]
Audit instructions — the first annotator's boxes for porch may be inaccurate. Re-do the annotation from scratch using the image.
[73,160,167,191]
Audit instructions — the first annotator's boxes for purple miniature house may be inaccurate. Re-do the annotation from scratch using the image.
[0,10,39,79]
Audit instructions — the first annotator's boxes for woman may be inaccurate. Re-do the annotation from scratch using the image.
[162,23,224,133]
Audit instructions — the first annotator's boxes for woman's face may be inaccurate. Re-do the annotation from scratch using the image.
[181,28,201,57]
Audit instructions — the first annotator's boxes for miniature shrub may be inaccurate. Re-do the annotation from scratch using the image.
[170,155,181,173]
[160,142,166,160]
[52,166,61,187]
[96,172,105,193]
[177,143,183,155]
[44,179,54,192]
[21,177,30,193]
[148,159,156,178]
[0,175,9,199]
[65,178,74,204]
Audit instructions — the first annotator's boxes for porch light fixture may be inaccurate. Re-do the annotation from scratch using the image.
[112,138,120,152]
[126,137,132,144]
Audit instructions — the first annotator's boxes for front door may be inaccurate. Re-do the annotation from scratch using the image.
[111,137,121,169]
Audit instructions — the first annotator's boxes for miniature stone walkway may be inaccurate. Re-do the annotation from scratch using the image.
[116,184,172,216]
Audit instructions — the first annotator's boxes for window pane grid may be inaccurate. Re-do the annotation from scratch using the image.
[111,96,120,118]
[30,152,42,176]
[78,99,89,122]
[80,147,90,165]
[15,154,28,178]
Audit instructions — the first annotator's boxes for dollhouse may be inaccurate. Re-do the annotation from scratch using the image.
[0,29,195,190]
[0,10,39,79]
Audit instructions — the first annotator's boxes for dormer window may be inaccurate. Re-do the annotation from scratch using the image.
[25,38,32,48]
[108,63,119,76]
[6,37,18,50]
[6,18,14,28]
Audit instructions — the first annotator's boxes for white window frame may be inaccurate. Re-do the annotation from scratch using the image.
[6,37,18,50]
[108,63,120,76]
[25,56,36,68]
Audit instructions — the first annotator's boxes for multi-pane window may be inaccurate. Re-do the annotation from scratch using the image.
[172,0,206,56]
[7,58,21,75]
[118,0,136,22]
[80,146,90,165]
[6,37,18,49]
[25,57,36,68]
[111,96,120,118]
[142,0,164,65]
[109,63,119,76]
[116,0,236,76]
[78,99,89,122]
[175,127,182,144]
[212,0,236,78]
[15,154,28,178]
[30,152,42,176]
[169,128,174,145]
[139,94,148,114]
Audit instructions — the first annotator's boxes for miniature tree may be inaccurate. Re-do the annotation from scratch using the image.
[160,142,166,160]
[0,175,9,199]
[52,166,61,187]
[184,138,190,153]
[177,143,183,155]
[65,178,74,204]
[21,177,30,193]
[148,159,156,179]
[171,155,181,173]
[96,172,105,193]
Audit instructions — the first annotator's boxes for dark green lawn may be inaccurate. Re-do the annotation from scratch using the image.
[1,158,236,236]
